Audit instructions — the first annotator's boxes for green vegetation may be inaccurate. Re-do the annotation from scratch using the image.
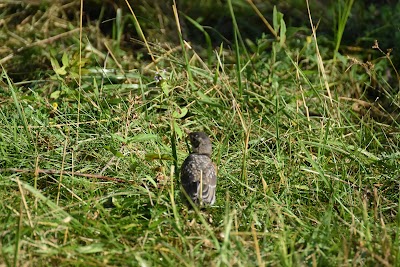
[1,0,399,266]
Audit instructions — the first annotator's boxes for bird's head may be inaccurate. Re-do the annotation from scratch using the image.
[188,132,212,156]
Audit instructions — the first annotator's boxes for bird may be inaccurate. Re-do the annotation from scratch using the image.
[180,132,217,206]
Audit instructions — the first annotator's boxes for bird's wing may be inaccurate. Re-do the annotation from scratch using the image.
[198,161,217,205]
[181,155,217,205]
[180,156,200,201]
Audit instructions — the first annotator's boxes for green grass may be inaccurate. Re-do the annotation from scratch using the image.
[1,1,399,266]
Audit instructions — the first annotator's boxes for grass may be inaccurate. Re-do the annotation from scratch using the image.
[1,1,399,266]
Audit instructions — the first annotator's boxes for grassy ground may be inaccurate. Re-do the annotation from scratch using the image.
[1,1,399,266]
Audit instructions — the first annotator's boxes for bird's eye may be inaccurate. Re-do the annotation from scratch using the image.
[192,139,199,146]
[190,135,200,146]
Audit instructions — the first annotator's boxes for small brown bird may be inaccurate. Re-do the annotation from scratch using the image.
[180,132,217,205]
